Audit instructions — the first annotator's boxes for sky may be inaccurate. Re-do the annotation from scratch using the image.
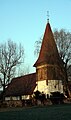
[0,0,71,73]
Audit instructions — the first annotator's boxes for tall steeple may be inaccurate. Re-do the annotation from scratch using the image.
[34,22,61,67]
[34,21,65,80]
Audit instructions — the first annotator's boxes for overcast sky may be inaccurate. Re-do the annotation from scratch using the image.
[0,0,71,73]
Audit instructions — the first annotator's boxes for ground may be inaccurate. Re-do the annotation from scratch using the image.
[0,104,71,120]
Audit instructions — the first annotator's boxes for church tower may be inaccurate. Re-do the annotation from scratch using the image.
[34,21,65,95]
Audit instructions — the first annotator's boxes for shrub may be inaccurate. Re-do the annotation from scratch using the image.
[34,90,46,105]
[50,91,65,104]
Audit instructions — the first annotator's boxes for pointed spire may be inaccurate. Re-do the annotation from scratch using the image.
[34,18,65,80]
[34,22,63,67]
[34,22,57,66]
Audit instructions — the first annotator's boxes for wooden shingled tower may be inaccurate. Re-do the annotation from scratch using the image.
[34,22,65,83]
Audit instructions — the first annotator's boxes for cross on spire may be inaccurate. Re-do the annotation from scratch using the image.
[47,11,49,23]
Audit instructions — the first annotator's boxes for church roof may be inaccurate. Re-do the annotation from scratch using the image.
[5,73,36,97]
[34,22,63,67]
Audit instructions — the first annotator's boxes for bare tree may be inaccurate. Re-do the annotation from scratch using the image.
[54,29,71,67]
[17,64,30,76]
[0,40,24,93]
[54,29,71,97]
[34,40,42,57]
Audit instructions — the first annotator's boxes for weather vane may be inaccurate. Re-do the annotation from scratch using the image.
[47,11,49,23]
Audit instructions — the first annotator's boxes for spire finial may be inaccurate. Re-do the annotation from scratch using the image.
[47,11,49,23]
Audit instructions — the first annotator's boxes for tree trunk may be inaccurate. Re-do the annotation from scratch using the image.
[3,72,6,92]
[2,72,6,101]
[64,67,71,98]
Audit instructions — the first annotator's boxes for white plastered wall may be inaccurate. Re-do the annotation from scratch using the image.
[34,79,63,95]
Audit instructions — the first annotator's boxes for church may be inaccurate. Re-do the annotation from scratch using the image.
[5,20,65,100]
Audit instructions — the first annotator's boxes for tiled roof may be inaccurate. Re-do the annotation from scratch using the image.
[5,73,36,97]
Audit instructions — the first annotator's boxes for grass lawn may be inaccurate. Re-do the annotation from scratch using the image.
[0,104,71,120]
